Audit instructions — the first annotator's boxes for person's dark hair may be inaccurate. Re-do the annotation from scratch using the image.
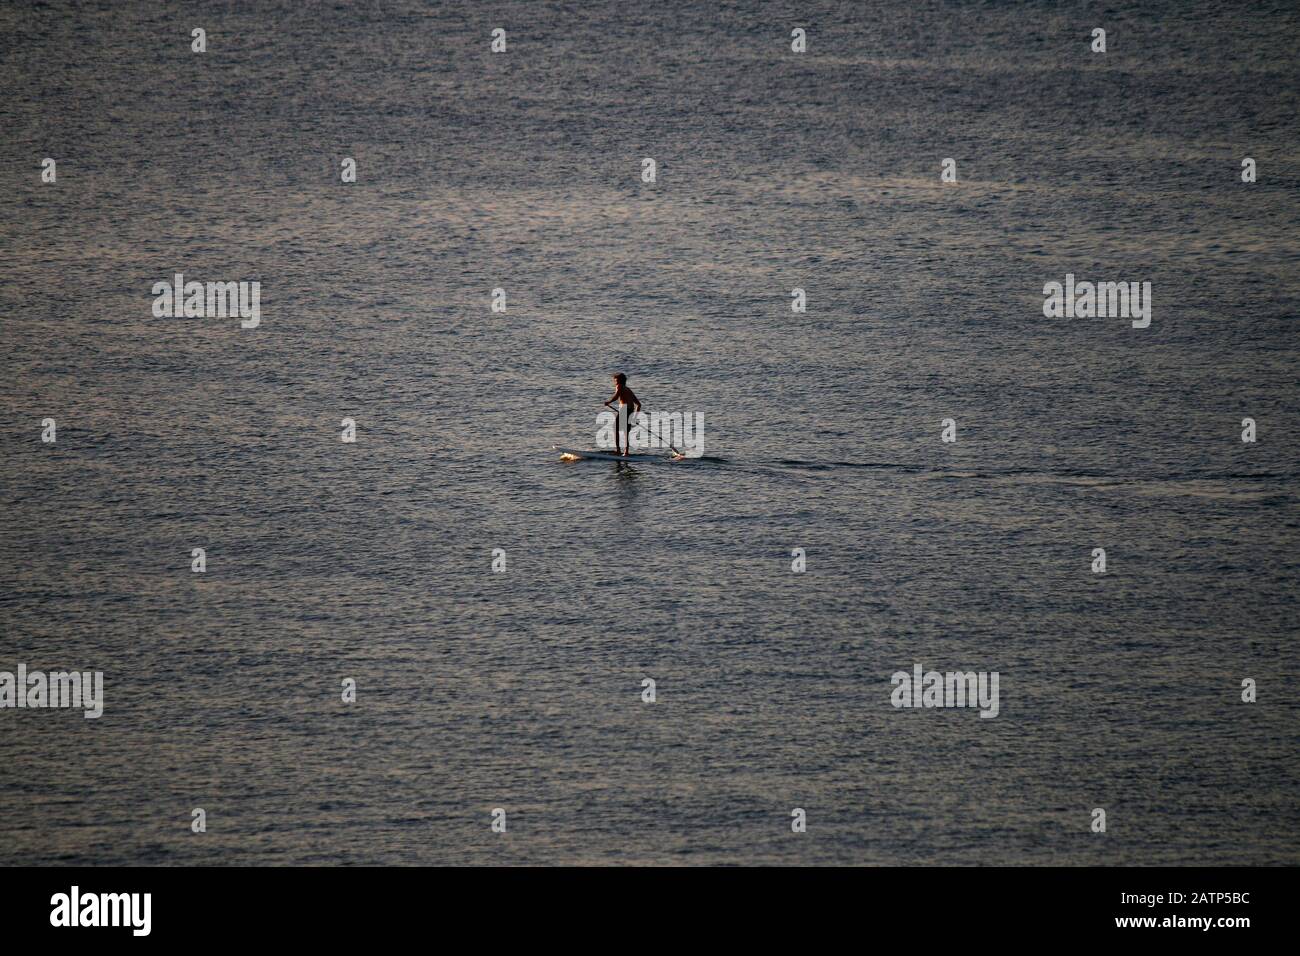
[613,372,627,384]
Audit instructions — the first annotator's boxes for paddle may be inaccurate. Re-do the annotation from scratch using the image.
[636,413,685,459]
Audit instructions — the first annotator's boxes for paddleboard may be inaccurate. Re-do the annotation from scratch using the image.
[554,446,679,462]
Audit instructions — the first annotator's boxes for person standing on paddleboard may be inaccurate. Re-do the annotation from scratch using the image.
[603,372,641,457]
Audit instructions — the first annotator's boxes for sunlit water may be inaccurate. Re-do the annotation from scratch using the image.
[1,0,1297,864]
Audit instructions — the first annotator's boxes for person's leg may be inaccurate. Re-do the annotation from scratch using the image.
[615,404,625,455]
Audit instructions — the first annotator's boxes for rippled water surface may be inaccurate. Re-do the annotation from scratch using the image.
[1,0,1297,864]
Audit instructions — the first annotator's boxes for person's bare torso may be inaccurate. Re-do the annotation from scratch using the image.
[614,385,639,410]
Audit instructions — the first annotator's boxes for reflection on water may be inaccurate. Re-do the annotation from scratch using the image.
[0,0,1296,865]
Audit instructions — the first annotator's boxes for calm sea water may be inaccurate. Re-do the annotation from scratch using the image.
[1,0,1297,865]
